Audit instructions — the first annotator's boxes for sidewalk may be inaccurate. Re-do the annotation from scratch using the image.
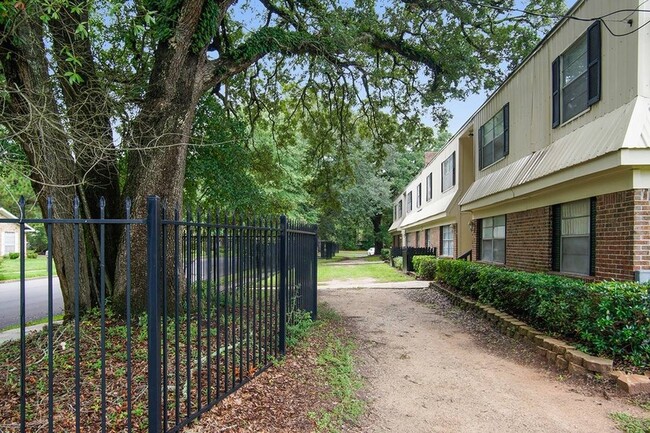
[319,280,430,290]
[0,321,62,345]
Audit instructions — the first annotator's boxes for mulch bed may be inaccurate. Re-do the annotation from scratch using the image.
[0,306,353,433]
[185,317,352,433]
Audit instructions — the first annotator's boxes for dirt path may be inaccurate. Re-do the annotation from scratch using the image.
[319,287,646,433]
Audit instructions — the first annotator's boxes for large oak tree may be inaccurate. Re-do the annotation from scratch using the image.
[0,0,564,316]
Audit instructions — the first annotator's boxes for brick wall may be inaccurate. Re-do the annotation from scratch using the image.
[431,227,441,255]
[418,230,425,248]
[471,221,479,262]
[505,207,552,272]
[632,189,650,274]
[466,189,650,281]
[595,190,636,280]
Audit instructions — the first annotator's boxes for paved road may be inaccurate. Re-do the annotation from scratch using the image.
[0,277,63,329]
[0,257,270,330]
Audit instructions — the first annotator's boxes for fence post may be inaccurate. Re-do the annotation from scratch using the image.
[147,196,162,433]
[311,229,318,321]
[279,215,288,355]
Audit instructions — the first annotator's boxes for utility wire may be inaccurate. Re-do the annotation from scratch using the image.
[457,0,650,37]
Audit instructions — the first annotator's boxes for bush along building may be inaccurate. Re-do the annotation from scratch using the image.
[390,0,650,281]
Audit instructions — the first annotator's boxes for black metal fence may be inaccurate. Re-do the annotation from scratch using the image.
[390,246,437,272]
[319,241,337,259]
[0,196,317,433]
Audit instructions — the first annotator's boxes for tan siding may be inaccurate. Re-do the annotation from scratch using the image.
[473,0,642,179]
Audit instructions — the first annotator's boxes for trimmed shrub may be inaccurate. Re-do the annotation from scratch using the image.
[412,256,437,280]
[380,248,390,261]
[27,251,38,259]
[8,252,19,260]
[435,259,481,296]
[576,281,650,367]
[393,256,403,270]
[435,259,650,368]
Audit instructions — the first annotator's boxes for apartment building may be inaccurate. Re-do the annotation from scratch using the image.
[390,0,650,281]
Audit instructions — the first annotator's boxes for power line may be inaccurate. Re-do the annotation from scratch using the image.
[457,0,650,37]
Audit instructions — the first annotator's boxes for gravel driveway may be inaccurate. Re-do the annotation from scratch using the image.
[319,286,646,433]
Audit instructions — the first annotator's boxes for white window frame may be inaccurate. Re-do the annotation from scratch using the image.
[480,216,506,263]
[479,105,509,170]
[441,225,454,257]
[441,152,455,192]
[559,199,591,275]
[560,36,589,123]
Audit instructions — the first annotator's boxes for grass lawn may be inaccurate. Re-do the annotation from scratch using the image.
[318,261,413,283]
[0,255,53,281]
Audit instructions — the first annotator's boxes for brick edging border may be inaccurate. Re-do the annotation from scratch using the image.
[431,282,650,396]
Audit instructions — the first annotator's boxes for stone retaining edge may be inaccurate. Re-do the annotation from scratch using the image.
[431,282,650,396]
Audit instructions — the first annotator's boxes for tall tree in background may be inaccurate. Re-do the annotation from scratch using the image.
[0,0,565,315]
[332,128,450,253]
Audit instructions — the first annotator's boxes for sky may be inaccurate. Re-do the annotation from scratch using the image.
[443,91,489,135]
[441,0,575,135]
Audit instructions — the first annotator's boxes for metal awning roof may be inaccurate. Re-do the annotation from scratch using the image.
[399,192,456,230]
[460,96,649,207]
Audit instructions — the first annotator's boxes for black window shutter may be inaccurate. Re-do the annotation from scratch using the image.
[476,219,482,260]
[587,21,601,106]
[452,152,456,187]
[552,57,560,128]
[478,125,485,170]
[503,103,510,156]
[551,204,562,271]
[589,197,597,276]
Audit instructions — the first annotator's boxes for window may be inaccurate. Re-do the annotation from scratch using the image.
[441,152,456,192]
[425,229,430,248]
[397,200,403,218]
[407,192,412,212]
[426,173,433,201]
[416,231,420,247]
[479,105,509,170]
[552,22,601,126]
[441,225,454,257]
[479,216,506,263]
[552,199,594,275]
[4,232,16,254]
[416,183,422,208]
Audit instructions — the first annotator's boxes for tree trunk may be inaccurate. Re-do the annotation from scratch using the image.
[112,33,210,314]
[0,9,106,319]
[371,213,383,255]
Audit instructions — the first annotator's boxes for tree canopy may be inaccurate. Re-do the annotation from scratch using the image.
[0,0,566,315]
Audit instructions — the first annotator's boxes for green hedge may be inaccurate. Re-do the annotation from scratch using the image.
[435,259,650,368]
[393,256,403,270]
[380,248,391,261]
[412,256,437,280]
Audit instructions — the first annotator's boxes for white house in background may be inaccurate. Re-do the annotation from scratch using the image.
[0,207,36,256]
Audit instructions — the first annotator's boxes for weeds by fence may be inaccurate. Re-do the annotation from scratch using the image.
[0,196,318,433]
